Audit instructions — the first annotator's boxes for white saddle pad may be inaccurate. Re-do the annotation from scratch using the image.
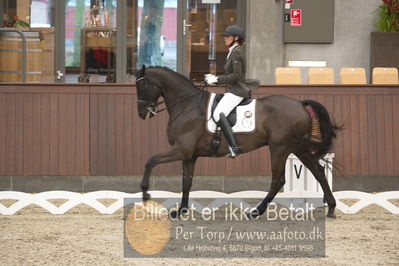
[207,93,256,134]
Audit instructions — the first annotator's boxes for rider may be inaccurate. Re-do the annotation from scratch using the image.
[205,25,249,158]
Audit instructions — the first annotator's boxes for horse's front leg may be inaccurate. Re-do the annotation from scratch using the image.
[170,157,197,218]
[141,145,185,201]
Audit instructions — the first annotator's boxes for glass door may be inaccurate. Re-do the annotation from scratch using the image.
[182,0,243,81]
[61,0,178,83]
[63,0,117,83]
[30,0,56,82]
[126,0,178,82]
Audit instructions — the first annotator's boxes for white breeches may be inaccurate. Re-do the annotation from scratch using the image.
[213,92,244,122]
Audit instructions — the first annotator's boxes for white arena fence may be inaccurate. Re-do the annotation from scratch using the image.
[0,190,398,215]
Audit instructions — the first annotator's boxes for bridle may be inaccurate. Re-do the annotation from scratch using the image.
[136,76,206,116]
[136,76,166,115]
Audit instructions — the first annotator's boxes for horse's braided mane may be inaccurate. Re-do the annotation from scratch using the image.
[148,66,198,89]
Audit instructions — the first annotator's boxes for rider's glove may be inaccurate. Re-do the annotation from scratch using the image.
[205,74,218,85]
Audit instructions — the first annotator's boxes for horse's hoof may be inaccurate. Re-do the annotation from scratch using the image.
[169,208,188,219]
[169,210,178,219]
[143,192,151,202]
[246,209,260,220]
[327,212,336,219]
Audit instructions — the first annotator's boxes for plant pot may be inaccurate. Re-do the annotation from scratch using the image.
[370,31,399,76]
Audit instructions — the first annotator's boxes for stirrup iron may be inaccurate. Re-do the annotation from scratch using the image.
[228,146,240,158]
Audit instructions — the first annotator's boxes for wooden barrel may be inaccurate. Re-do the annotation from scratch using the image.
[0,31,42,82]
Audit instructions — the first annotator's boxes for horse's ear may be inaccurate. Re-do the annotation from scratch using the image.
[136,64,146,78]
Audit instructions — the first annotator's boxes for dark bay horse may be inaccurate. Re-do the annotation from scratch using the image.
[135,65,339,219]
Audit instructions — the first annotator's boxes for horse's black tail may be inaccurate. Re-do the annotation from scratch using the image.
[301,99,341,159]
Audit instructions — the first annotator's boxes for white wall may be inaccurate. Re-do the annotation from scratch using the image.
[247,0,381,84]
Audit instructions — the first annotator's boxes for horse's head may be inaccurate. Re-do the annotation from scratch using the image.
[135,65,162,119]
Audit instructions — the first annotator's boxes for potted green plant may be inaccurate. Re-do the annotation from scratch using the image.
[376,0,399,31]
[5,15,30,29]
[371,0,399,74]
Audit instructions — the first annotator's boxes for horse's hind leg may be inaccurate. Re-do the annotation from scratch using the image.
[249,145,289,219]
[170,157,197,218]
[295,152,336,218]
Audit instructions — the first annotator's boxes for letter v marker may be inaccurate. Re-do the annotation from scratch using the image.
[294,164,303,179]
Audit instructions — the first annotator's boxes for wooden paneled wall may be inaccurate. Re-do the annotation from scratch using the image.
[0,84,398,177]
[0,86,90,175]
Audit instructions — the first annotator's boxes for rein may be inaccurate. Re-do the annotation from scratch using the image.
[136,76,208,115]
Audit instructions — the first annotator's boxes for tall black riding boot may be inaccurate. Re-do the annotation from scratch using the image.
[218,113,241,158]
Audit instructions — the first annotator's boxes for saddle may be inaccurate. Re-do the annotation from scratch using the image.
[211,94,254,126]
[208,93,256,155]
[206,93,256,135]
